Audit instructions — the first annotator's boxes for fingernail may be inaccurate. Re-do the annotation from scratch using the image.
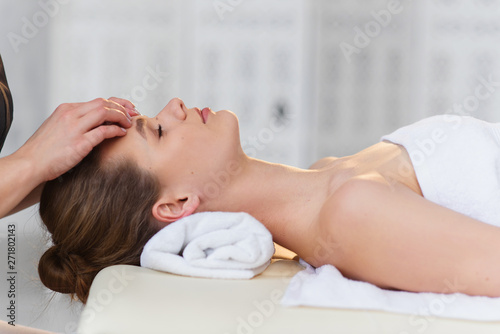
[133,108,141,115]
[121,127,127,132]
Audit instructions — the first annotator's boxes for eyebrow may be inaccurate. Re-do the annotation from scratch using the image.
[135,118,147,140]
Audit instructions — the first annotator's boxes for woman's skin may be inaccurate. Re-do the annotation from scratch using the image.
[101,97,500,297]
[0,322,54,334]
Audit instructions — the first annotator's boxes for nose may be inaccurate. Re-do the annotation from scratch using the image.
[156,97,186,121]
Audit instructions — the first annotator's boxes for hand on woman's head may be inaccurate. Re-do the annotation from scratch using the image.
[18,97,139,183]
[38,97,244,303]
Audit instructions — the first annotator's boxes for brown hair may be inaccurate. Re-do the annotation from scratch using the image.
[38,146,161,303]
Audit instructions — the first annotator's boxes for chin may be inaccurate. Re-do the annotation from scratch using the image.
[217,109,240,131]
[218,109,238,120]
[216,109,243,154]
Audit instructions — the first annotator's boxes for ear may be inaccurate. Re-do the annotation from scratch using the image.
[152,194,200,224]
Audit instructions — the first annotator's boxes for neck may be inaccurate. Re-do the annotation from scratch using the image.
[204,157,332,249]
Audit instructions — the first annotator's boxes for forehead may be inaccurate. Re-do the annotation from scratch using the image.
[99,127,149,166]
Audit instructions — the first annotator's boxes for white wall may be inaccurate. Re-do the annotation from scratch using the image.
[1,0,500,332]
[46,0,314,168]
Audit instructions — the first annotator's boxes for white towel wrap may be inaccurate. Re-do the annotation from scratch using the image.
[382,114,500,226]
[140,212,275,279]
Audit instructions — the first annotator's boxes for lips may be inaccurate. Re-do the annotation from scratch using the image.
[194,107,211,124]
[194,108,204,123]
[201,107,211,123]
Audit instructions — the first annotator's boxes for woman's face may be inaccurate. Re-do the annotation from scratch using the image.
[100,98,243,200]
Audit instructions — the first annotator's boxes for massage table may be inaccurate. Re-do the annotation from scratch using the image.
[77,245,500,333]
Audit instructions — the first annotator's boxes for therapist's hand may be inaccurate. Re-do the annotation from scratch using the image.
[17,97,138,182]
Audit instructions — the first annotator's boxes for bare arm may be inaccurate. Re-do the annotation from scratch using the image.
[0,97,138,219]
[318,176,500,297]
[0,321,54,334]
[5,183,44,217]
[0,151,42,218]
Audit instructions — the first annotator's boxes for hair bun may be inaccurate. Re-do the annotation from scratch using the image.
[38,245,92,302]
[38,245,76,294]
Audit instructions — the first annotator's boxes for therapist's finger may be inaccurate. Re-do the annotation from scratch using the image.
[108,97,140,118]
[108,96,137,112]
[106,97,136,116]
[60,98,124,118]
[84,124,128,148]
[79,104,132,131]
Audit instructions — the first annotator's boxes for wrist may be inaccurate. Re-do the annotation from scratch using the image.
[9,147,46,186]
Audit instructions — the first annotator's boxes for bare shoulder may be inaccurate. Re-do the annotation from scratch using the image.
[308,157,337,170]
[314,175,500,296]
[308,175,390,266]
[319,173,392,221]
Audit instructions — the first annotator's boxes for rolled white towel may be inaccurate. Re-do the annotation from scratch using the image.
[140,212,275,279]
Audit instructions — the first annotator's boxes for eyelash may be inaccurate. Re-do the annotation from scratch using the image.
[157,125,163,138]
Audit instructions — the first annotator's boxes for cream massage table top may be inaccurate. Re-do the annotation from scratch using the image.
[78,245,500,334]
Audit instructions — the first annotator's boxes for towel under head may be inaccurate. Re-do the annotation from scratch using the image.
[140,211,275,279]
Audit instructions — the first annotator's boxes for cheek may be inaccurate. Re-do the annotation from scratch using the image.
[157,123,240,178]
[156,135,208,171]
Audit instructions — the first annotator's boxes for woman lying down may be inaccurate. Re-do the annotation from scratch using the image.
[38,97,500,304]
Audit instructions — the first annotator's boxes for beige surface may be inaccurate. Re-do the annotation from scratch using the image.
[77,258,500,334]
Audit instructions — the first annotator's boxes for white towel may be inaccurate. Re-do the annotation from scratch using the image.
[140,212,275,279]
[381,115,500,226]
[281,260,500,321]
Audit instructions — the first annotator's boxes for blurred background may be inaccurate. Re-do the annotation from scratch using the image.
[1,0,500,332]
